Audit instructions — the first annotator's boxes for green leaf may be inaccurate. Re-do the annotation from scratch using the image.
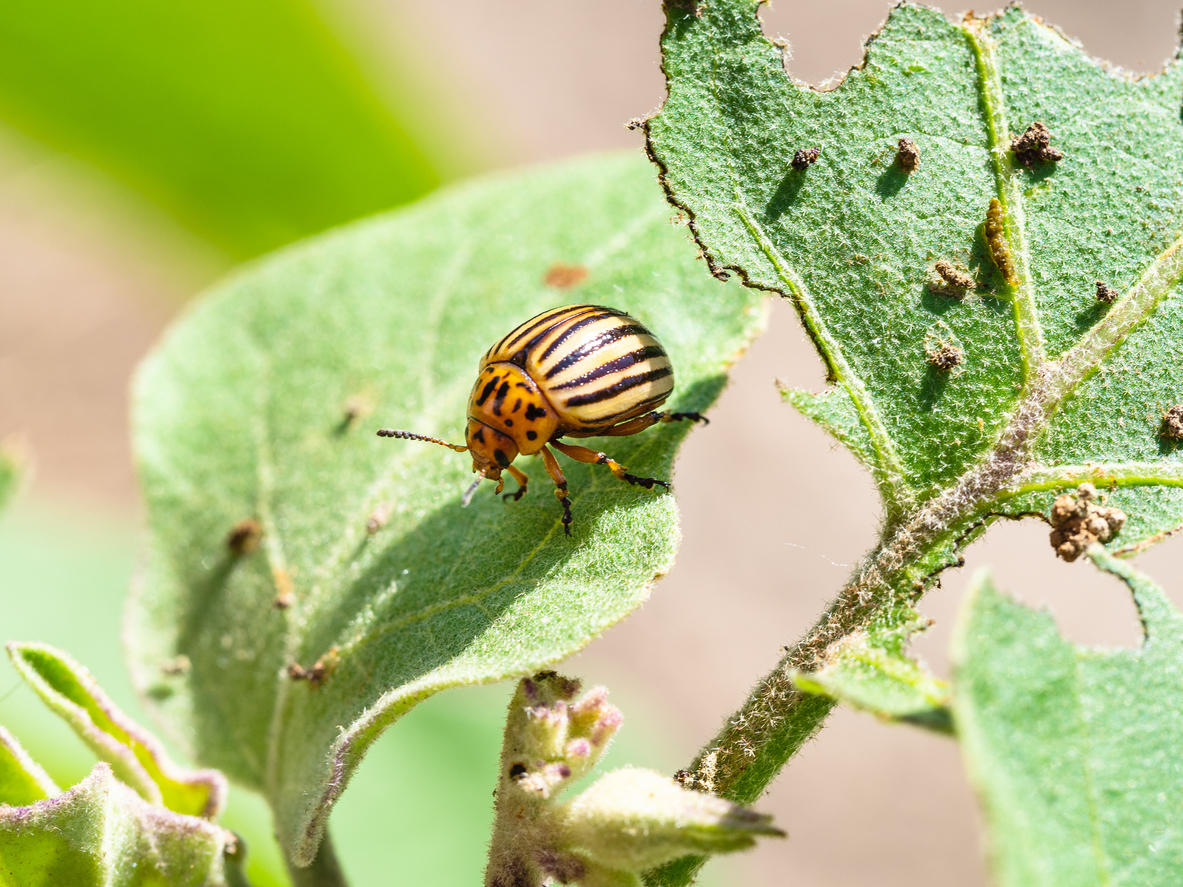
[127,152,766,866]
[0,726,59,806]
[644,5,1183,881]
[951,552,1183,886]
[0,441,27,515]
[0,763,247,887]
[648,1,1183,549]
[791,607,951,733]
[7,642,225,819]
[0,0,459,257]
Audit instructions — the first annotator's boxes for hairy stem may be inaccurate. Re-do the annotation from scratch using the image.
[286,834,348,887]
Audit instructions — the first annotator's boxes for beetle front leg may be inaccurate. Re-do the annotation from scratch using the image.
[539,447,573,535]
[551,440,669,491]
[501,464,529,502]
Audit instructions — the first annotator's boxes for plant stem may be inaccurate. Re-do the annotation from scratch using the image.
[287,834,348,887]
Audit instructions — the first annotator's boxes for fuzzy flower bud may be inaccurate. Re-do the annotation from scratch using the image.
[549,766,784,872]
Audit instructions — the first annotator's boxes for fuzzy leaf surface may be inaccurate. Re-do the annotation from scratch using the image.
[0,763,245,887]
[0,727,59,806]
[6,643,224,818]
[791,607,951,732]
[648,1,1183,546]
[952,553,1183,886]
[127,153,765,865]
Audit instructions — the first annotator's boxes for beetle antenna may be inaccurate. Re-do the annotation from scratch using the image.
[377,429,468,453]
[460,470,487,507]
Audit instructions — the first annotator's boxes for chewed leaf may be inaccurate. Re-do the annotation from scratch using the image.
[0,726,60,806]
[7,642,225,818]
[0,763,245,887]
[127,152,766,864]
[648,1,1183,548]
[791,607,951,732]
[951,554,1183,886]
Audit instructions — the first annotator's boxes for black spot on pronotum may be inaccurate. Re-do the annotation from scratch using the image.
[1011,121,1063,167]
[1095,280,1119,303]
[791,146,821,171]
[476,376,499,406]
[526,430,538,441]
[895,137,920,171]
[524,403,548,421]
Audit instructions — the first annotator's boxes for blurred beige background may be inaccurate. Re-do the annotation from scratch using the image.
[2,2,1181,885]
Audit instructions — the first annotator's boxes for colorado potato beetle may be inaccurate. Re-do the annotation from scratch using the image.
[378,304,705,535]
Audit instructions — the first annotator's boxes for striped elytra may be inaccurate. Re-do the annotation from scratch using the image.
[377,304,706,536]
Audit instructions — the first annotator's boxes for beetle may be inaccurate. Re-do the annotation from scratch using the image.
[377,304,705,535]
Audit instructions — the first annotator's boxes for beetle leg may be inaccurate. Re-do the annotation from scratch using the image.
[502,464,529,502]
[551,440,670,491]
[539,446,573,535]
[493,475,505,496]
[565,410,709,438]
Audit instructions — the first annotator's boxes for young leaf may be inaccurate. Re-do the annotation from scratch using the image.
[6,642,225,819]
[0,726,60,806]
[127,152,766,866]
[0,763,247,887]
[791,607,951,733]
[951,552,1183,886]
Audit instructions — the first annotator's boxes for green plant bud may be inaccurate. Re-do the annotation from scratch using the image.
[551,767,783,872]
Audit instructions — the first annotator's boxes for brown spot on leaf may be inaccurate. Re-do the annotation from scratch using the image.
[1162,404,1183,441]
[928,260,974,298]
[226,519,261,555]
[287,647,340,687]
[543,264,588,290]
[1095,280,1119,303]
[1011,121,1063,167]
[1049,483,1126,562]
[895,137,920,171]
[791,146,821,171]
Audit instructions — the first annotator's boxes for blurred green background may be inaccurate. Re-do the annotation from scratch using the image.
[2,2,1180,885]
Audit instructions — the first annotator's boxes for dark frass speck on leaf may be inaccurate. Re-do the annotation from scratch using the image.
[928,260,974,298]
[984,198,1017,284]
[1162,404,1183,441]
[1048,483,1126,562]
[1010,121,1064,167]
[926,341,964,372]
[225,518,261,555]
[791,146,820,170]
[1095,280,1119,303]
[895,137,920,171]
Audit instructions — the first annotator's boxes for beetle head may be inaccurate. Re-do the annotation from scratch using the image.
[465,418,519,477]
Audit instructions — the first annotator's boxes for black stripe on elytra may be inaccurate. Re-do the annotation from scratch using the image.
[500,305,600,356]
[542,322,649,379]
[550,345,666,390]
[536,310,625,364]
[563,366,673,407]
